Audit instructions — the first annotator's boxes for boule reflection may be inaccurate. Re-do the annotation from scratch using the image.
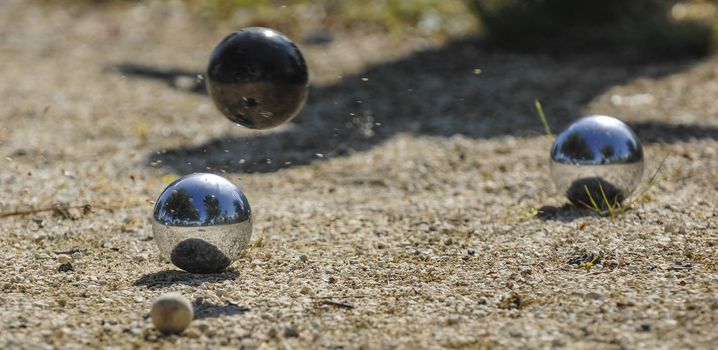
[152,173,252,273]
[550,115,644,209]
[206,27,309,129]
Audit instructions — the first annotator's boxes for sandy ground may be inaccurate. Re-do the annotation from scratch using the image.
[1,1,717,349]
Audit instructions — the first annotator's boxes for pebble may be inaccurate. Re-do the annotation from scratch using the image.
[447,315,461,325]
[58,263,73,273]
[283,327,299,338]
[150,293,194,334]
[133,253,149,262]
[57,254,72,265]
[585,292,603,300]
[184,328,200,339]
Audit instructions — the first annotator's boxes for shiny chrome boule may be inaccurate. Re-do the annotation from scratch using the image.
[550,115,644,209]
[206,27,309,129]
[152,173,252,273]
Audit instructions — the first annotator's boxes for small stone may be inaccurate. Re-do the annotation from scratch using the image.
[195,323,209,333]
[134,253,149,262]
[184,328,200,339]
[57,254,72,264]
[58,263,73,272]
[174,76,197,91]
[467,249,476,256]
[283,326,299,338]
[31,217,45,228]
[150,293,193,334]
[585,292,603,300]
[447,315,461,325]
[663,319,678,329]
[604,259,619,269]
[240,338,257,348]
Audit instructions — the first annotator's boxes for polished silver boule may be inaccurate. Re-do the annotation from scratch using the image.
[152,173,252,273]
[550,115,644,209]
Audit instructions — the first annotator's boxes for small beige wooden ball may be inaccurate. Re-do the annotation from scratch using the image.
[150,293,194,334]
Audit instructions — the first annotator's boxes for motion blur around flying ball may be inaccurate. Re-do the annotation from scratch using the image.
[550,115,644,209]
[152,173,252,273]
[206,27,309,129]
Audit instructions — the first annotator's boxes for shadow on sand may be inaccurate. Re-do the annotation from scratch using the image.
[110,37,718,175]
[535,204,600,222]
[192,299,249,320]
[133,269,240,288]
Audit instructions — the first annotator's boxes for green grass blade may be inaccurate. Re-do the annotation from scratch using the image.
[534,99,554,140]
[583,185,600,213]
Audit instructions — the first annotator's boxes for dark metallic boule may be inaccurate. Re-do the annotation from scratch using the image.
[152,173,252,273]
[550,115,644,209]
[206,27,309,129]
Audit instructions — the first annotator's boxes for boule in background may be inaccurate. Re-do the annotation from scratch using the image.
[152,173,252,273]
[206,27,309,129]
[550,115,644,209]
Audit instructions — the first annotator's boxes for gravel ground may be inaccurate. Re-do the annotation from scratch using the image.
[1,1,717,349]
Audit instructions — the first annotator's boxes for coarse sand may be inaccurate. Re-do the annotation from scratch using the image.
[1,1,717,349]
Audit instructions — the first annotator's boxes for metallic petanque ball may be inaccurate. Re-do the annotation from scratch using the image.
[550,115,644,209]
[152,173,252,273]
[206,27,309,129]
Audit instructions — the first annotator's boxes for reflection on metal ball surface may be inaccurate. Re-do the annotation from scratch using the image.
[152,173,252,273]
[550,115,644,209]
[206,27,309,129]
